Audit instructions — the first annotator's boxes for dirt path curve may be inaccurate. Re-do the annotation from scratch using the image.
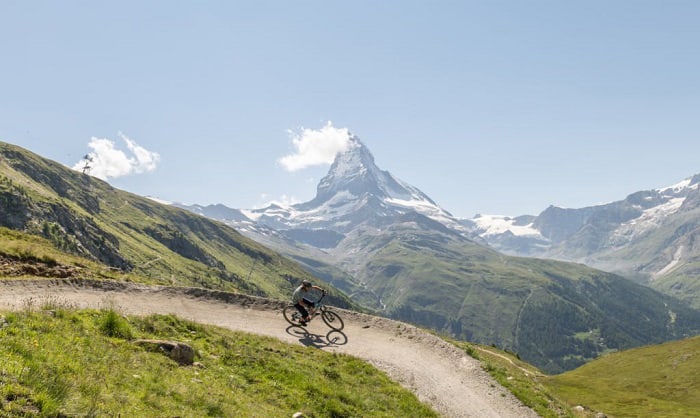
[0,279,539,418]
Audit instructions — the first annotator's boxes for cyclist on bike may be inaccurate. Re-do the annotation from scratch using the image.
[292,279,326,326]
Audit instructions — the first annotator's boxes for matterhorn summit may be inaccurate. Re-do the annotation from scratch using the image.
[245,134,461,235]
[300,135,438,209]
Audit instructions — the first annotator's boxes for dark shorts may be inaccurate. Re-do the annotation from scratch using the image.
[295,297,315,318]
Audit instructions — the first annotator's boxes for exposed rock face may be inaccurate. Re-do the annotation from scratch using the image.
[0,254,82,278]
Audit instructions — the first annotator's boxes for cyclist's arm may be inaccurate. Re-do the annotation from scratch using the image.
[291,287,303,304]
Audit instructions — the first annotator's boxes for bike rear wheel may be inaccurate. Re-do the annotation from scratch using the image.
[321,309,344,331]
[283,304,303,326]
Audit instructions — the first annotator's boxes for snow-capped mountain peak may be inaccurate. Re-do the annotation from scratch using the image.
[306,135,437,207]
[249,134,460,233]
[657,176,699,196]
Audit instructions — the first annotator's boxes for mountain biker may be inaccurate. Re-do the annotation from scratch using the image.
[292,279,326,326]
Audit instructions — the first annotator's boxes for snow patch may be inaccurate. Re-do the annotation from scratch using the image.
[611,197,685,243]
[653,245,684,279]
[471,215,543,238]
[657,178,692,194]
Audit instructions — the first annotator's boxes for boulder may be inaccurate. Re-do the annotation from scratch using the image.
[133,339,195,365]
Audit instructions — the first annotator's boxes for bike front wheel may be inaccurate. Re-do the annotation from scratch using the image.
[283,304,303,326]
[321,309,344,331]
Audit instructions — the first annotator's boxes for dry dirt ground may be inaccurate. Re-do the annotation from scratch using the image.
[0,279,539,418]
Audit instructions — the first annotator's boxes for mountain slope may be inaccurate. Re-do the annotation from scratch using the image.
[472,176,700,308]
[547,334,700,417]
[335,213,700,373]
[180,134,700,373]
[0,141,351,306]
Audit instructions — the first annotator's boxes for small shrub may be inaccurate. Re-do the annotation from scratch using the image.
[323,368,341,380]
[98,309,133,339]
[463,344,478,359]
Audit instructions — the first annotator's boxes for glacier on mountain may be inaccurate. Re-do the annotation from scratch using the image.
[238,134,462,234]
[469,214,542,238]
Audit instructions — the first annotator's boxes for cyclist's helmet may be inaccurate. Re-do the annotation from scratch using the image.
[301,280,312,288]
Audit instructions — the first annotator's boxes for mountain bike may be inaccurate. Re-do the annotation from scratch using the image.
[283,294,345,331]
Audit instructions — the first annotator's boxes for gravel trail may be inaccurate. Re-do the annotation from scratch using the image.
[0,279,539,418]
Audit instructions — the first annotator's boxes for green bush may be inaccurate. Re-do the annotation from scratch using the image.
[98,309,133,339]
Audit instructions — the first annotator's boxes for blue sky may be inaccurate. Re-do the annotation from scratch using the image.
[2,1,699,218]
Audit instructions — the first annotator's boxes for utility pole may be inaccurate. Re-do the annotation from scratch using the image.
[81,155,93,174]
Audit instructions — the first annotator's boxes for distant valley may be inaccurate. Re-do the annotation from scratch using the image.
[171,135,700,373]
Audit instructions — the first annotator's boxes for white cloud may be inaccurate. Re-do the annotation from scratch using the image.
[253,193,301,209]
[278,121,352,171]
[73,133,160,180]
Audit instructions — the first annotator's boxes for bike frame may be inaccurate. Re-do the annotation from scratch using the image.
[283,293,344,331]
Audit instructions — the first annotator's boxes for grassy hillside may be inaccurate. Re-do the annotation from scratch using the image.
[0,227,125,281]
[546,335,700,417]
[0,302,437,417]
[654,267,700,310]
[0,141,351,306]
[451,334,700,418]
[338,217,700,374]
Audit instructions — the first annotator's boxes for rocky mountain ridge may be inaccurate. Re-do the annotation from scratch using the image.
[471,176,699,254]
[470,175,700,307]
[240,135,462,234]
